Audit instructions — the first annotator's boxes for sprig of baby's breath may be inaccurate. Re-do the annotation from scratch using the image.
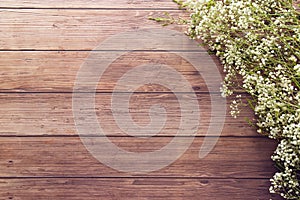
[176,0,300,199]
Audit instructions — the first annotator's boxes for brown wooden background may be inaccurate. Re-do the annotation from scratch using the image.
[0,1,284,199]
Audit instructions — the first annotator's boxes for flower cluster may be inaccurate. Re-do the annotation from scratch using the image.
[181,0,300,199]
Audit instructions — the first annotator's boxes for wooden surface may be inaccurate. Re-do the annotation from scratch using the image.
[0,93,258,137]
[0,137,276,178]
[0,9,186,50]
[0,51,221,92]
[0,0,178,9]
[0,1,281,199]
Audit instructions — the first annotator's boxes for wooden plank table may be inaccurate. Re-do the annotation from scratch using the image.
[0,1,282,199]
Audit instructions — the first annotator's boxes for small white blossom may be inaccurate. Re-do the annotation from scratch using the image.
[183,0,300,198]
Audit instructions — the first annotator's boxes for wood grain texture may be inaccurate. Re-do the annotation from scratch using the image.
[0,9,187,50]
[0,137,276,178]
[0,0,179,9]
[0,93,257,136]
[0,178,281,200]
[0,51,224,93]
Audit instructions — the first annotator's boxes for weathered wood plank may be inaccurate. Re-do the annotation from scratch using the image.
[0,93,256,136]
[0,178,281,200]
[0,51,223,93]
[0,0,179,9]
[0,137,276,178]
[0,9,187,50]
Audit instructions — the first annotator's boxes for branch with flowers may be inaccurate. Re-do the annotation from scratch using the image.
[152,0,300,199]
